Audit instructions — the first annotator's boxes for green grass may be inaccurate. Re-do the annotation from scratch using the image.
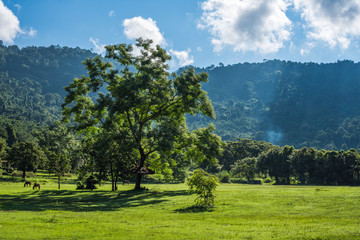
[0,180,360,239]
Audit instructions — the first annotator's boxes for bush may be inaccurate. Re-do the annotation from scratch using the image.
[230,178,248,184]
[85,175,98,190]
[217,170,231,183]
[264,178,272,184]
[187,169,219,206]
[76,181,85,190]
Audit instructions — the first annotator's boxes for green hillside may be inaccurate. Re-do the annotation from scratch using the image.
[186,60,360,150]
[0,42,97,144]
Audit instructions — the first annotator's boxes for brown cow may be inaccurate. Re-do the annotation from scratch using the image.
[33,183,40,190]
[122,180,130,185]
[24,181,31,187]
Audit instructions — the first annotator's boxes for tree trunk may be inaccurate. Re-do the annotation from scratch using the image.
[111,178,115,191]
[110,162,115,191]
[58,175,61,189]
[22,170,26,179]
[135,173,142,190]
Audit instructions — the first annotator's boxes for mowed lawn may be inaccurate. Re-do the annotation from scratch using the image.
[0,181,360,239]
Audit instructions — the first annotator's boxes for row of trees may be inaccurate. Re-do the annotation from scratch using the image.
[218,140,360,186]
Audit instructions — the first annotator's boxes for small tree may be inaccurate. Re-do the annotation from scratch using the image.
[231,157,258,181]
[47,152,71,189]
[187,169,219,206]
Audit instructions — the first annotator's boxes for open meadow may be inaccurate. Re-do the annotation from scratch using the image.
[1,179,360,240]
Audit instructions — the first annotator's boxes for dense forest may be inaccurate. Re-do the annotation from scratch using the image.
[0,42,97,144]
[185,60,360,150]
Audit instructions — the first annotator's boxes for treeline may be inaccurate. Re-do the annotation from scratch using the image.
[213,139,360,186]
[2,133,360,187]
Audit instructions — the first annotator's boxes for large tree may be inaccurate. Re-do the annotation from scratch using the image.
[62,39,220,190]
[7,141,45,178]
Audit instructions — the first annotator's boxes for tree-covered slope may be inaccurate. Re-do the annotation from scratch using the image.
[186,60,360,150]
[0,42,97,144]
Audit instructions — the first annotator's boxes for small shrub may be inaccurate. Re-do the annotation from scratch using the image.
[85,175,98,190]
[217,170,231,183]
[76,181,85,190]
[230,178,248,184]
[187,169,219,206]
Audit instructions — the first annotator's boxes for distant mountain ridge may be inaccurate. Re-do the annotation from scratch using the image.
[184,60,360,150]
[1,42,360,150]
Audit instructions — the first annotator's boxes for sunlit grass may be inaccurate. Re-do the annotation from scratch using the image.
[0,181,360,239]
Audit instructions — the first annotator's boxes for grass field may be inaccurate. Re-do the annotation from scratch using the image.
[0,179,360,239]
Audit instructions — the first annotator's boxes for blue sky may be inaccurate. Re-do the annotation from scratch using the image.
[2,0,360,70]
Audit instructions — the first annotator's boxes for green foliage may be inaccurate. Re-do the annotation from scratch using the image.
[85,175,98,190]
[7,141,46,178]
[219,139,274,172]
[92,131,131,191]
[184,60,360,150]
[76,181,85,189]
[0,44,100,146]
[217,170,231,183]
[187,169,219,206]
[257,145,294,184]
[36,122,76,189]
[231,157,258,181]
[62,38,220,190]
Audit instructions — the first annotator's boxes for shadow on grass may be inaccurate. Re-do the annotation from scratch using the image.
[0,189,188,212]
[174,205,215,213]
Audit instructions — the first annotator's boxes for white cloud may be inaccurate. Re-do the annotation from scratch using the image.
[170,49,194,67]
[198,0,292,53]
[293,0,360,49]
[0,0,22,44]
[109,10,115,17]
[27,27,37,37]
[89,37,106,55]
[123,16,166,47]
[196,46,202,52]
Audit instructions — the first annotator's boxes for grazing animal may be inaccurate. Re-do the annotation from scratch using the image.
[33,183,40,190]
[24,181,32,187]
[122,180,130,185]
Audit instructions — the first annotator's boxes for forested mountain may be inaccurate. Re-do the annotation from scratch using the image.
[185,60,360,150]
[1,42,360,150]
[0,42,97,144]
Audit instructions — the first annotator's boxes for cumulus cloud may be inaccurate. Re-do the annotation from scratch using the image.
[0,0,22,44]
[198,0,292,53]
[293,0,360,49]
[89,37,106,55]
[123,16,166,47]
[170,49,194,67]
